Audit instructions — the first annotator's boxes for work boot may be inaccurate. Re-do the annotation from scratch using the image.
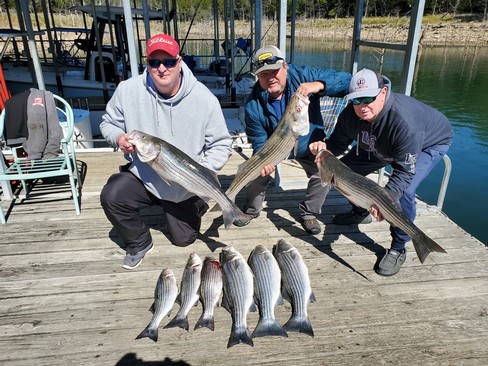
[375,249,407,276]
[300,218,321,235]
[333,209,372,225]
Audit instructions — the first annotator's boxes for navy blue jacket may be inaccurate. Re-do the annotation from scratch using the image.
[244,64,351,159]
[328,76,453,196]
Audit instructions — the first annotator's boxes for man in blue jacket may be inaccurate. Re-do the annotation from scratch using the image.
[310,68,453,276]
[241,45,351,235]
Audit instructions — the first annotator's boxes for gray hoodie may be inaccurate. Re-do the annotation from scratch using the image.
[100,62,232,202]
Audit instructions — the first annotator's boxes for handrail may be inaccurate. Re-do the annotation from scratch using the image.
[377,154,452,211]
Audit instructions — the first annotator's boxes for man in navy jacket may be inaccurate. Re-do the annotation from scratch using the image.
[310,68,453,276]
[241,45,351,235]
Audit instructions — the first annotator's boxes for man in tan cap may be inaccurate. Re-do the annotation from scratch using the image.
[240,45,351,235]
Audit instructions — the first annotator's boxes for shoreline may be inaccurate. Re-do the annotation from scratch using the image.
[180,19,488,47]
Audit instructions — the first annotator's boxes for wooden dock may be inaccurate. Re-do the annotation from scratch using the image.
[1,149,487,366]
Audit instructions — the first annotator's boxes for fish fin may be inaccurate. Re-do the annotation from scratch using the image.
[276,294,285,306]
[309,291,316,303]
[293,140,299,157]
[175,293,181,306]
[251,318,288,338]
[227,325,254,348]
[135,325,158,342]
[209,203,220,212]
[221,288,231,314]
[317,151,334,184]
[412,231,447,263]
[194,313,215,331]
[223,204,251,229]
[283,315,314,337]
[249,302,257,313]
[281,287,292,304]
[149,302,155,313]
[163,315,189,331]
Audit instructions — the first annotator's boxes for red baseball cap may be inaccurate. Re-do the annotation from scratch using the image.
[146,33,180,58]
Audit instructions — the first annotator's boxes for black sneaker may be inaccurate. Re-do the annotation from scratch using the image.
[300,218,321,235]
[333,210,372,225]
[233,212,259,227]
[122,242,154,270]
[375,249,407,276]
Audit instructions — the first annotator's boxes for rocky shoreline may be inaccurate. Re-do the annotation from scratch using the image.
[181,19,488,48]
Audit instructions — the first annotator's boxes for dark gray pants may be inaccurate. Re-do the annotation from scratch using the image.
[243,153,329,220]
[100,171,207,254]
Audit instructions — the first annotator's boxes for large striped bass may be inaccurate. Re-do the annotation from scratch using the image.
[135,268,178,342]
[247,245,288,338]
[316,149,447,263]
[220,246,255,348]
[224,92,310,202]
[273,239,315,337]
[128,130,251,228]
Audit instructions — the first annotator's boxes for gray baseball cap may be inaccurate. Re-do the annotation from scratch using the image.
[346,68,384,100]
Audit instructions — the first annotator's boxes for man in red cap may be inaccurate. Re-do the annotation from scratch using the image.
[100,34,232,270]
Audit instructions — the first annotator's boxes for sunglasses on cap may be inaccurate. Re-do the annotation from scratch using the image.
[147,58,180,69]
[254,56,284,71]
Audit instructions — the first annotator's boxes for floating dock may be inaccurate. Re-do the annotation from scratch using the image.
[1,150,487,365]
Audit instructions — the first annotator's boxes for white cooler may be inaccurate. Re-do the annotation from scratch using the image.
[59,109,94,149]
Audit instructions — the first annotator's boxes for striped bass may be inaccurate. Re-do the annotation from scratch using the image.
[316,149,447,263]
[194,256,223,331]
[273,239,315,337]
[128,130,251,228]
[247,245,288,338]
[224,92,310,202]
[220,246,255,348]
[135,268,178,342]
[164,253,202,330]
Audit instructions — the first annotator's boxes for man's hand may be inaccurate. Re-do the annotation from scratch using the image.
[296,81,325,97]
[260,163,276,177]
[309,141,327,156]
[369,204,384,222]
[117,133,135,154]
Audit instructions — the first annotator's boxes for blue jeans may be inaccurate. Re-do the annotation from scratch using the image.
[341,144,450,251]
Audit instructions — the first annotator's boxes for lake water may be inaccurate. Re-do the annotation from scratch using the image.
[291,42,488,246]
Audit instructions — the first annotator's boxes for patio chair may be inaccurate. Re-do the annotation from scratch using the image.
[0,93,82,223]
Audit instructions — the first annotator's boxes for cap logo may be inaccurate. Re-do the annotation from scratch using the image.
[148,36,174,48]
[357,78,366,86]
[257,52,273,61]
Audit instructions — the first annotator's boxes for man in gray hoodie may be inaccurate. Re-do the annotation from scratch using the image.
[100,33,232,270]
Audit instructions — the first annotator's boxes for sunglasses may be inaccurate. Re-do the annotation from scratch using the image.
[147,58,179,69]
[350,88,385,105]
[254,56,284,71]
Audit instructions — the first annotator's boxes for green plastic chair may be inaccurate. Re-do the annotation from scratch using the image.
[0,94,82,223]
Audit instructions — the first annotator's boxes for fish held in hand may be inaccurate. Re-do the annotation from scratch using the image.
[273,239,315,337]
[127,130,251,228]
[224,92,310,202]
[316,149,446,263]
[135,268,178,342]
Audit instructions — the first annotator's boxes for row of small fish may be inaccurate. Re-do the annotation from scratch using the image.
[136,240,315,348]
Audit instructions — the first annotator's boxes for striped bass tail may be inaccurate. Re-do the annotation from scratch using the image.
[283,315,314,337]
[227,325,254,348]
[412,230,447,263]
[194,314,215,331]
[252,318,288,338]
[135,326,158,342]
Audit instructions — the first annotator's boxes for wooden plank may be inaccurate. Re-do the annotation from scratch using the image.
[1,150,487,365]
